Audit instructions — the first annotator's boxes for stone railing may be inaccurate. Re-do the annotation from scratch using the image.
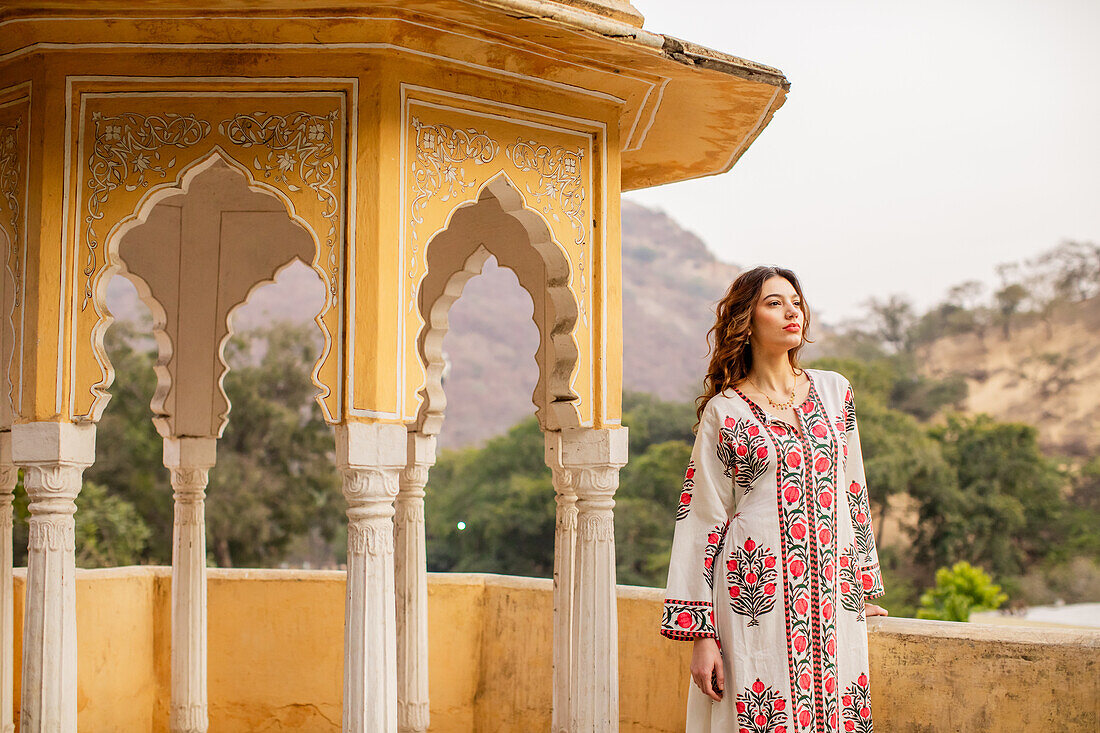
[9,568,1098,731]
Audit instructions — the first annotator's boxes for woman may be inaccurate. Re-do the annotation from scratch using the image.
[661,266,887,733]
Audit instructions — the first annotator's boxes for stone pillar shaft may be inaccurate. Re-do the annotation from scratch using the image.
[0,433,15,733]
[165,437,216,733]
[546,431,578,733]
[396,432,434,733]
[558,427,627,733]
[11,422,95,733]
[337,423,406,733]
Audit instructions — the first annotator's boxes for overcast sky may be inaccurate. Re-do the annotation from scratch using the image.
[626,0,1100,323]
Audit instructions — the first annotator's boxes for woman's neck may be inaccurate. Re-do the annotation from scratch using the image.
[747,350,798,392]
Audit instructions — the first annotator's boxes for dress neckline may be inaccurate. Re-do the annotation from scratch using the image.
[731,371,817,433]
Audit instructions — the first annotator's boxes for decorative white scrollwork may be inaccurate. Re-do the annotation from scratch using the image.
[341,467,400,504]
[408,117,498,310]
[348,520,395,557]
[0,118,21,307]
[506,140,588,324]
[218,110,343,309]
[169,703,209,732]
[578,512,615,542]
[28,518,76,552]
[84,112,212,310]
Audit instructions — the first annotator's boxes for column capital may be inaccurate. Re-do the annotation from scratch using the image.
[11,421,95,468]
[335,422,407,471]
[163,436,217,470]
[556,426,628,469]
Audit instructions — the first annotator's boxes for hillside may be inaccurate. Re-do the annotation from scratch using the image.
[916,296,1100,457]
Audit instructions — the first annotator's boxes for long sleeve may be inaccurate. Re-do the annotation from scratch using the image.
[660,398,736,640]
[842,381,885,600]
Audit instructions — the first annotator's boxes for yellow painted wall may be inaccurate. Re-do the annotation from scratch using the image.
[8,569,1099,732]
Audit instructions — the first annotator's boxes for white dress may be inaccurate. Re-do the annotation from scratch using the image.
[661,369,883,733]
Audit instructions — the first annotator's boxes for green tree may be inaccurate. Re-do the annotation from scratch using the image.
[86,321,173,561]
[75,481,152,567]
[917,561,1007,622]
[616,441,692,586]
[622,391,695,455]
[207,323,342,567]
[917,414,1067,578]
[425,417,555,576]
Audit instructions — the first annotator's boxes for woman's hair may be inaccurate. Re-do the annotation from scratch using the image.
[694,266,812,431]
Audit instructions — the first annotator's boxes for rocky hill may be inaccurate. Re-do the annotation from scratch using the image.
[916,296,1100,457]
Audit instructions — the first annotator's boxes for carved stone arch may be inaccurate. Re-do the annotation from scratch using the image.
[414,173,580,435]
[100,150,324,437]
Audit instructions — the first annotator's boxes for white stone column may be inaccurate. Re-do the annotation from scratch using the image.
[336,422,407,733]
[0,432,16,733]
[164,437,216,733]
[560,427,628,733]
[11,421,96,733]
[396,432,434,733]
[545,430,578,733]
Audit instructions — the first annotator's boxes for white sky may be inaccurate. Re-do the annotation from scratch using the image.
[626,0,1100,323]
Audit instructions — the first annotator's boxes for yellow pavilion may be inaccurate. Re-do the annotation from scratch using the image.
[0,1,790,730]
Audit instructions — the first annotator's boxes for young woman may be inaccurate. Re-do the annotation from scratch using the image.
[661,266,887,733]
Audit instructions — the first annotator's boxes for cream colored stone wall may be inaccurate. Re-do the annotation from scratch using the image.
[9,568,1099,731]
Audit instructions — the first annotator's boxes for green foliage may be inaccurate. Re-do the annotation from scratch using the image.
[916,414,1066,578]
[621,391,696,454]
[917,561,1007,622]
[207,324,342,567]
[616,441,692,586]
[85,322,172,561]
[74,481,152,568]
[425,417,555,576]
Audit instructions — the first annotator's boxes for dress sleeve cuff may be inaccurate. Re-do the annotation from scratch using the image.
[861,561,885,600]
[660,599,716,641]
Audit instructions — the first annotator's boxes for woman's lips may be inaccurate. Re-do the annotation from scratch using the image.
[784,324,801,332]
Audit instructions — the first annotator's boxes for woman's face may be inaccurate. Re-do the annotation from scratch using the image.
[750,275,804,352]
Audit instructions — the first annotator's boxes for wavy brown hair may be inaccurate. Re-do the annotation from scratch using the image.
[694,266,812,432]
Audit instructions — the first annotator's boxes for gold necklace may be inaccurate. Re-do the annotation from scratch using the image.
[747,377,796,410]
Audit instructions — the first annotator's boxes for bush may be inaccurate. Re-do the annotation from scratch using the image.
[917,561,1007,622]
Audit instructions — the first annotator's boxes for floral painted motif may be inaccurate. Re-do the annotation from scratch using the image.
[660,599,715,640]
[703,521,729,590]
[84,111,212,309]
[839,542,866,621]
[676,461,695,521]
[841,674,874,733]
[846,479,884,598]
[736,679,789,733]
[717,416,771,494]
[843,387,857,434]
[726,537,778,626]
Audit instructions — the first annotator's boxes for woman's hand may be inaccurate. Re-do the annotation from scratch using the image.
[865,602,888,617]
[690,637,724,701]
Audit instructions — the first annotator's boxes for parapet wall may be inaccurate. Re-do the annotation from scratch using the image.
[10,568,1099,731]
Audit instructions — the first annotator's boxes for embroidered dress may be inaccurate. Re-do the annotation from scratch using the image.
[661,369,883,733]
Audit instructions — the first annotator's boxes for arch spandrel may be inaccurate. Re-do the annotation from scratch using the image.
[0,88,29,427]
[67,85,351,424]
[398,94,604,429]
